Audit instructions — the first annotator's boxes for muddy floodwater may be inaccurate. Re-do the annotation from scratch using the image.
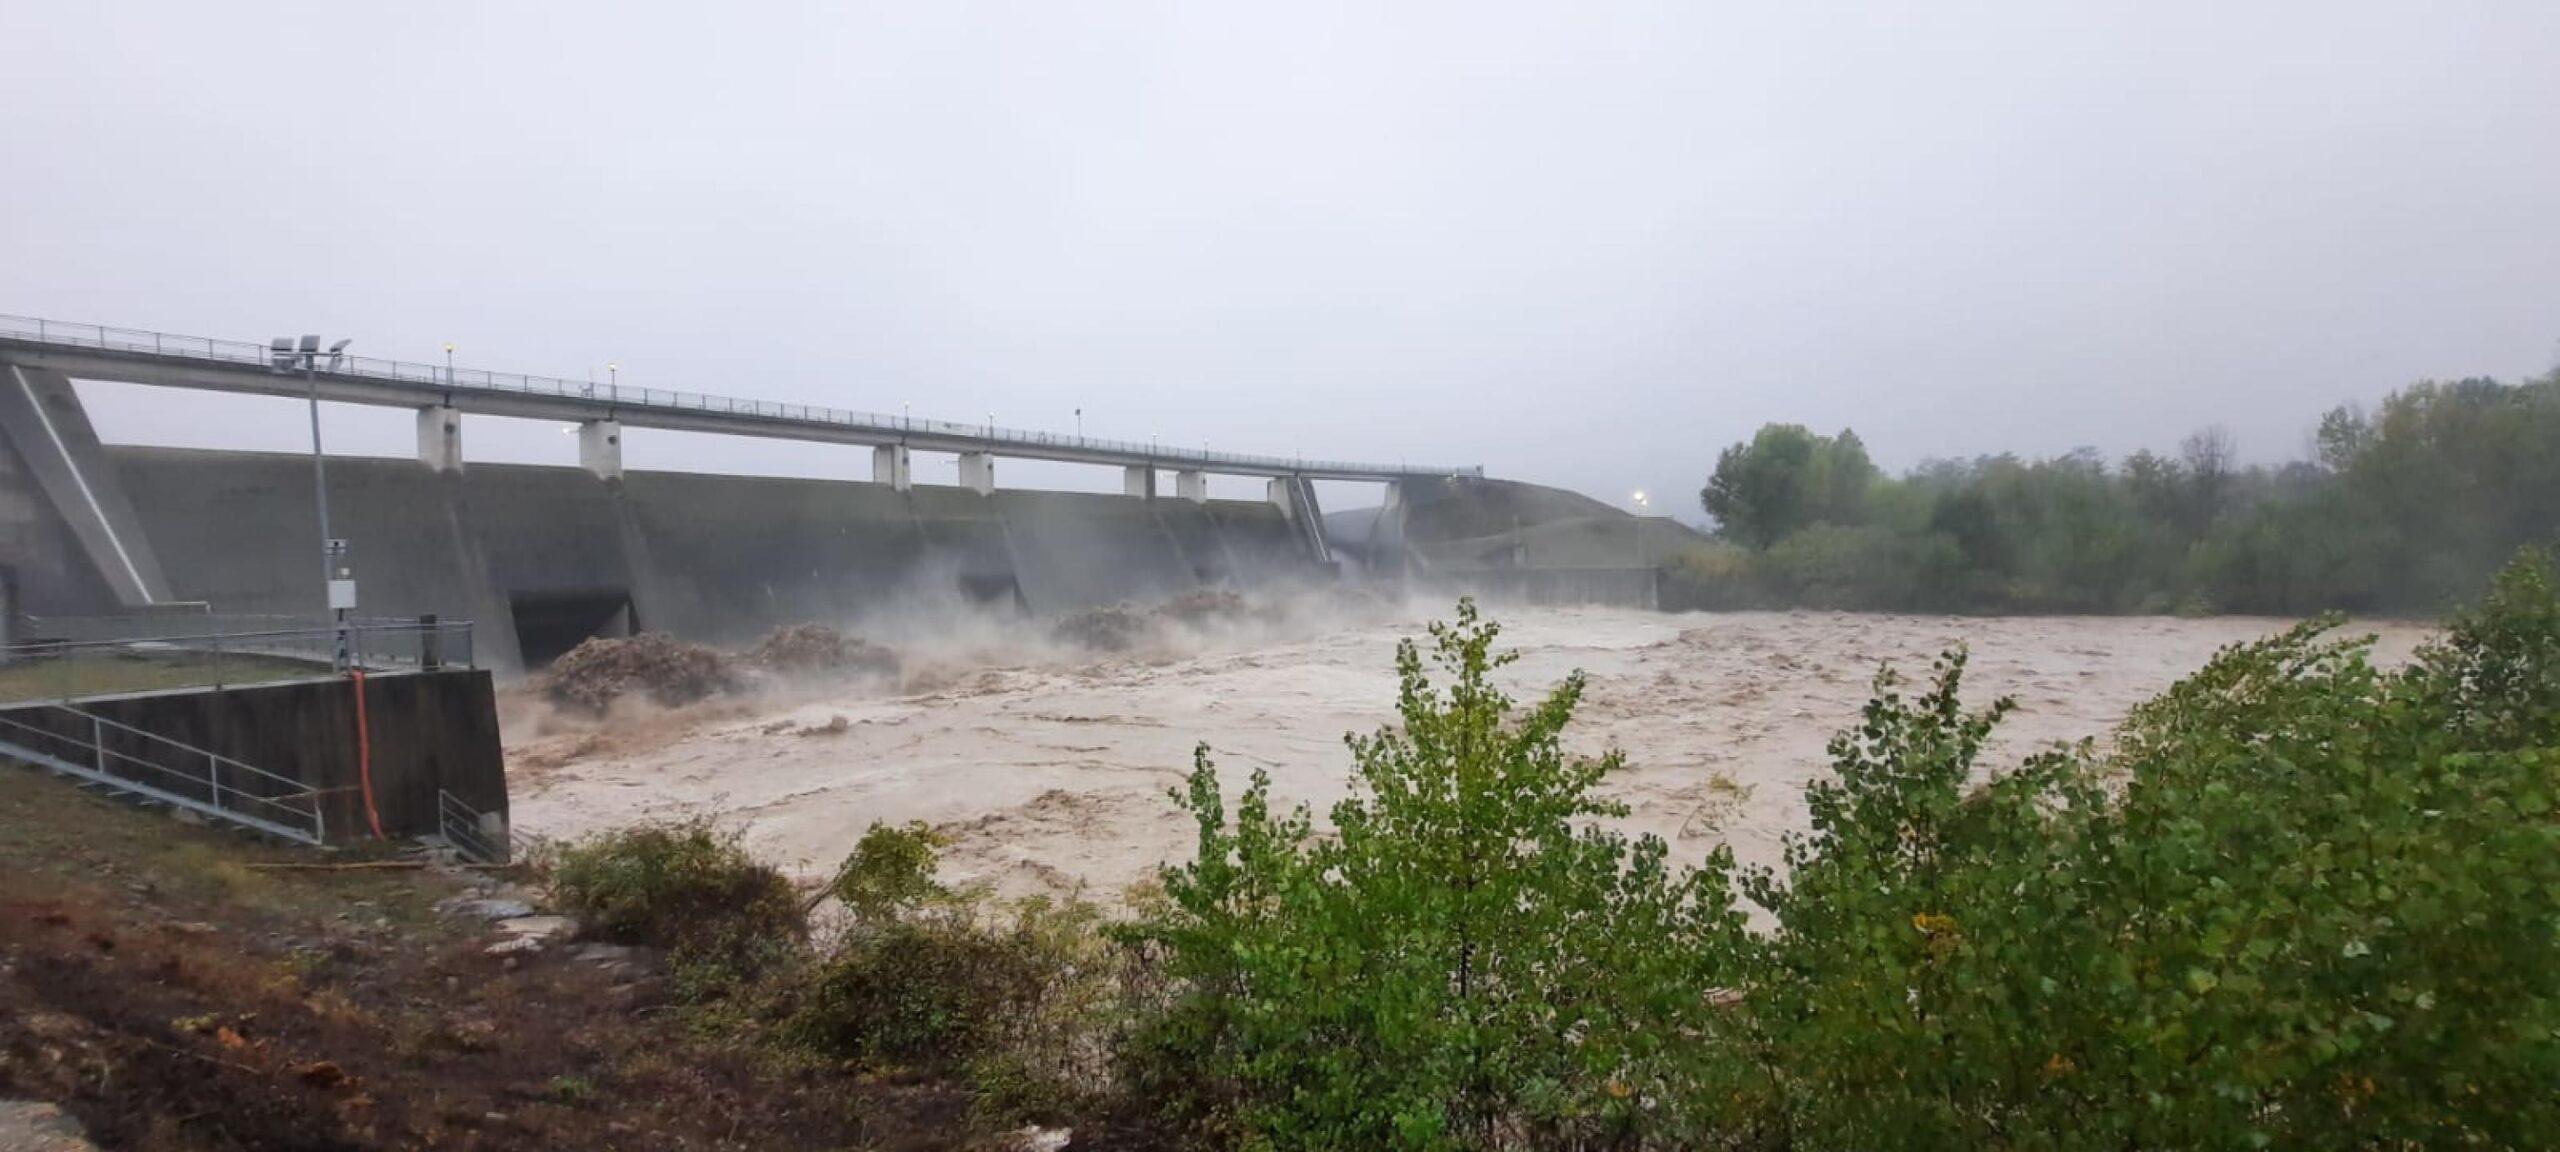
[505,605,2433,902]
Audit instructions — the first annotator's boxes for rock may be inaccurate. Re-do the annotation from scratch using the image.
[485,936,545,957]
[1006,1125,1073,1152]
[443,897,537,922]
[568,942,643,966]
[169,921,218,936]
[493,915,574,945]
[0,1100,96,1151]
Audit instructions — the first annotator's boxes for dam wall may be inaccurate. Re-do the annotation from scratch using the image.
[80,447,1322,669]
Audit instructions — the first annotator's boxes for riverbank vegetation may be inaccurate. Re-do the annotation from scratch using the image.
[545,549,2558,1149]
[1674,370,2560,615]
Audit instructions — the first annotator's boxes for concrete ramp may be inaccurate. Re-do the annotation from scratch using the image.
[0,365,171,606]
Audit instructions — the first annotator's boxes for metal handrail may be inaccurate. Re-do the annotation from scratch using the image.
[5,621,471,658]
[0,703,325,843]
[437,789,507,864]
[0,313,1485,479]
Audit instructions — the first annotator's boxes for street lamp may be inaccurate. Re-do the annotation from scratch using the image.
[1075,407,1083,439]
[1630,490,1654,608]
[443,342,456,386]
[274,333,357,672]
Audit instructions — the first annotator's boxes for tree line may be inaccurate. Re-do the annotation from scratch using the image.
[1673,369,2560,614]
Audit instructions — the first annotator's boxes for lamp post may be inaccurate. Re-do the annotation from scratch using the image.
[281,334,357,672]
[1075,407,1083,439]
[1631,490,1654,610]
[443,342,455,386]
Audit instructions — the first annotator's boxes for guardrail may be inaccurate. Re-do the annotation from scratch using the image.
[0,313,1483,480]
[0,701,326,844]
[437,789,509,865]
[0,618,475,703]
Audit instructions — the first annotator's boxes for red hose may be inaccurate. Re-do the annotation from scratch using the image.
[351,670,384,841]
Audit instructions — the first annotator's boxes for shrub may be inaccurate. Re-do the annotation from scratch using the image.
[1122,599,1763,1150]
[788,822,1118,1120]
[550,816,805,998]
[1740,548,2560,1149]
[817,820,956,921]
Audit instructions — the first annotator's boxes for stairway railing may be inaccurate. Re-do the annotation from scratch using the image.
[0,703,325,844]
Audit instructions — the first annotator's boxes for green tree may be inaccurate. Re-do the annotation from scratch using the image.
[1702,424,1878,548]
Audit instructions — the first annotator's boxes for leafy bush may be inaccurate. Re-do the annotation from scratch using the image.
[1122,599,1763,1150]
[1739,549,2560,1149]
[788,822,1117,1120]
[1127,562,2560,1148]
[549,816,804,997]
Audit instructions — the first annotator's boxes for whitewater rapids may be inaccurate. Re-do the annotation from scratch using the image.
[504,605,2432,901]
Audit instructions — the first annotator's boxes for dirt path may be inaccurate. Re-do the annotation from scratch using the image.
[508,606,2435,903]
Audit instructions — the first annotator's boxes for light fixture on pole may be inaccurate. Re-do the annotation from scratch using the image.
[443,342,455,386]
[274,333,358,673]
[1630,490,1653,600]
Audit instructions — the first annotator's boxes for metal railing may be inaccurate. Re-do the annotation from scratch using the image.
[0,313,1483,480]
[437,789,509,865]
[0,701,325,844]
[0,618,476,703]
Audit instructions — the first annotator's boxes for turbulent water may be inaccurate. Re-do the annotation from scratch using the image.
[504,604,2433,902]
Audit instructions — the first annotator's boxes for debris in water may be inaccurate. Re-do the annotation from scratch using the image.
[744,624,901,680]
[545,634,738,714]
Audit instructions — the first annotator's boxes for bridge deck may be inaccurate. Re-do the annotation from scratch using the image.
[0,315,1478,483]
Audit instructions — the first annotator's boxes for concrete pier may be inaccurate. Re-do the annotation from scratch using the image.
[1123,465,1155,499]
[958,452,995,496]
[872,444,911,491]
[0,363,170,606]
[578,420,623,480]
[1176,470,1207,503]
[417,406,463,473]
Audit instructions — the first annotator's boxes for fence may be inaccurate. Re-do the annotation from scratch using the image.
[0,313,1482,480]
[0,700,326,843]
[0,617,475,704]
[437,789,509,864]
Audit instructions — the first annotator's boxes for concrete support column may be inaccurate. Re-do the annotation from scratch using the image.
[579,419,623,480]
[1266,476,1294,513]
[1175,470,1208,503]
[1123,465,1156,499]
[957,452,995,496]
[416,406,463,473]
[872,444,912,491]
[0,362,172,606]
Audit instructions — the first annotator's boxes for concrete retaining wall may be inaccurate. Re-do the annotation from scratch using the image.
[0,669,505,845]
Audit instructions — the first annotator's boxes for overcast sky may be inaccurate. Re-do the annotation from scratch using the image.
[6,1,2556,515]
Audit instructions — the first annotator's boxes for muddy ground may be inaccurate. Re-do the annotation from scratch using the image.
[0,775,992,1151]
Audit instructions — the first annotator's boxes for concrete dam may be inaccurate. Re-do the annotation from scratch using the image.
[0,316,1498,669]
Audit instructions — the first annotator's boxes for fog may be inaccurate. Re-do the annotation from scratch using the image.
[6,1,2558,515]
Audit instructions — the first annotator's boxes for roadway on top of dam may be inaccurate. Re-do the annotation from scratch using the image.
[0,314,1481,483]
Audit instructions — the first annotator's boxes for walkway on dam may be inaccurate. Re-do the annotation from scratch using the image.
[0,314,1480,484]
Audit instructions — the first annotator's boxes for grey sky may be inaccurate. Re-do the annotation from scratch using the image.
[6,1,2556,516]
